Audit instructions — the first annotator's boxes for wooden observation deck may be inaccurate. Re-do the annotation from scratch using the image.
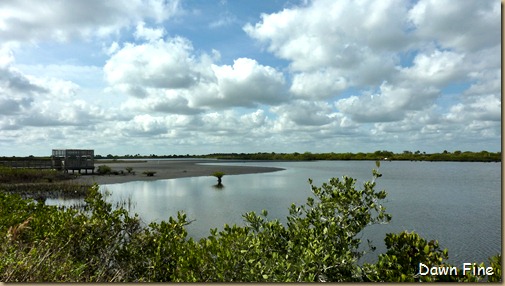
[51,149,94,174]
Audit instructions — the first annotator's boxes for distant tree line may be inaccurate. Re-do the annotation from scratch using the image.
[2,150,500,163]
[197,150,501,162]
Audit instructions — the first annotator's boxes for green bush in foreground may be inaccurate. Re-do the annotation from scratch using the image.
[0,165,501,282]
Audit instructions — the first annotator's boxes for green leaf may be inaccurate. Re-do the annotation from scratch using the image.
[424,244,430,254]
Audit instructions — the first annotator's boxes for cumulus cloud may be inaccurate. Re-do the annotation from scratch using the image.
[207,58,287,107]
[335,82,439,123]
[408,0,500,52]
[272,100,336,126]
[0,97,32,116]
[105,37,289,110]
[0,51,40,116]
[446,94,501,123]
[134,22,165,42]
[244,0,499,146]
[0,45,112,132]
[0,0,180,43]
[399,50,466,87]
[290,69,347,99]
[121,91,203,115]
[0,0,500,155]
[244,0,409,72]
[104,37,210,96]
[121,114,170,137]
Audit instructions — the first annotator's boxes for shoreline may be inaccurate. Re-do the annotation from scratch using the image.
[73,159,285,185]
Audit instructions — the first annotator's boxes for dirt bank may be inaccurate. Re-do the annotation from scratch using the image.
[73,159,284,185]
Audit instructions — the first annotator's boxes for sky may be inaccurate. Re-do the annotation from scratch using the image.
[0,0,501,156]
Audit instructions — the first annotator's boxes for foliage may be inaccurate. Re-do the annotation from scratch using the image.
[212,171,225,179]
[0,166,90,200]
[0,182,90,199]
[362,232,502,282]
[125,167,133,174]
[0,166,71,184]
[362,231,452,282]
[143,171,156,177]
[212,172,225,186]
[77,150,502,162]
[201,150,501,162]
[487,254,502,282]
[96,165,112,175]
[0,165,501,282]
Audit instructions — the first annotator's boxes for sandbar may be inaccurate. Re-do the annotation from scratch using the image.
[73,159,284,185]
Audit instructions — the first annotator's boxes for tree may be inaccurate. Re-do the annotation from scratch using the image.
[212,172,225,186]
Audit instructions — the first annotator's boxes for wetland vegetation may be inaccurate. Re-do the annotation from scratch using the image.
[0,166,90,200]
[0,163,500,282]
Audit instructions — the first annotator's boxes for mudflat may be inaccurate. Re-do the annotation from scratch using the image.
[73,159,284,185]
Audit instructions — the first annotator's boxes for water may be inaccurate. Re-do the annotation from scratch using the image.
[48,160,501,265]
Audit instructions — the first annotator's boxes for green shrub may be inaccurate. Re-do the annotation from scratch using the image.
[96,165,112,175]
[143,171,156,177]
[0,166,66,184]
[212,172,225,185]
[0,165,501,282]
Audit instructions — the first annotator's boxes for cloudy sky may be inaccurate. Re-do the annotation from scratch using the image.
[0,0,501,156]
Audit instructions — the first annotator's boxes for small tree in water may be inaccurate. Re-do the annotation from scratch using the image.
[212,171,225,186]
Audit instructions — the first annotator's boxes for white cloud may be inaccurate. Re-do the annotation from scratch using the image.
[335,82,438,123]
[105,38,288,110]
[290,69,347,99]
[0,0,500,155]
[240,109,267,127]
[446,94,501,123]
[209,12,237,29]
[121,90,202,115]
[399,50,466,87]
[206,58,287,108]
[0,45,15,68]
[244,0,409,72]
[104,37,209,97]
[134,22,165,42]
[0,45,113,133]
[123,114,170,136]
[0,52,41,117]
[272,100,336,126]
[0,0,180,43]
[408,0,500,52]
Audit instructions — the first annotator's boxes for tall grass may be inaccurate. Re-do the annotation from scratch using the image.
[0,166,90,200]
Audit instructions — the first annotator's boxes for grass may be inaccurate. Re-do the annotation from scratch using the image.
[0,166,91,200]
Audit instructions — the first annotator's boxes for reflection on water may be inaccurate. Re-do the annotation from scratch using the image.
[48,161,501,265]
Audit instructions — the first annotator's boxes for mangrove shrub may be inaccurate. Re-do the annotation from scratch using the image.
[0,165,501,282]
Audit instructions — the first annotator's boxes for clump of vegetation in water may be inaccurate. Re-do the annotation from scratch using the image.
[212,171,225,186]
[0,163,501,282]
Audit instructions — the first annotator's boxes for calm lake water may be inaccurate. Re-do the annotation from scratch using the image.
[49,160,501,265]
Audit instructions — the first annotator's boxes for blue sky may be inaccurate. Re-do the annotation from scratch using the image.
[0,0,501,156]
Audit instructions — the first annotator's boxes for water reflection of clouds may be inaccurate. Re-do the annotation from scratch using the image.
[74,161,501,264]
